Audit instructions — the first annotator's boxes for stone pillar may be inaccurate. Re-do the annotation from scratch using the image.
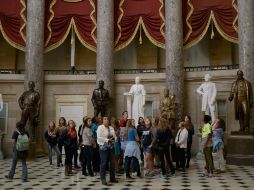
[96,0,114,113]
[165,0,184,121]
[238,0,254,131]
[24,0,45,156]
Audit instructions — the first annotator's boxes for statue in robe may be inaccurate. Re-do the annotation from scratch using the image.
[129,77,146,125]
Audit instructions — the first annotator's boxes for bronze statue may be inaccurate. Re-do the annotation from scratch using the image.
[159,88,176,121]
[18,81,40,139]
[91,80,110,117]
[228,70,253,132]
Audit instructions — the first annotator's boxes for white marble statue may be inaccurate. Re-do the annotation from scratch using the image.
[0,94,3,111]
[196,74,217,122]
[128,77,146,125]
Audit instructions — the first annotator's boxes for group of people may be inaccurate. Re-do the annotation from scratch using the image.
[43,111,198,185]
[5,110,226,185]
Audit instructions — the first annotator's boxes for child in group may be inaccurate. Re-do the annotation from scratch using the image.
[5,122,29,182]
[212,118,226,174]
[124,119,142,179]
[200,115,214,177]
[57,117,67,166]
[157,118,175,178]
[141,118,155,177]
[45,121,60,167]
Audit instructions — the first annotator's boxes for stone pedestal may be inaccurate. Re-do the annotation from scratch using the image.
[123,92,132,119]
[27,141,37,160]
[0,131,4,159]
[226,133,254,166]
[238,0,254,131]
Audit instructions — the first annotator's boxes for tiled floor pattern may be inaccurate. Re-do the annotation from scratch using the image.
[0,157,254,190]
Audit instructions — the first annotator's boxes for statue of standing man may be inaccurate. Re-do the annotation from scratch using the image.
[129,77,146,125]
[197,74,217,122]
[91,80,110,117]
[19,81,40,139]
[228,70,253,132]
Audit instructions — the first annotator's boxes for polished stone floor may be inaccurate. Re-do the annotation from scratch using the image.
[0,157,254,190]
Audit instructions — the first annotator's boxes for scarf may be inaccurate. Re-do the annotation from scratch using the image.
[69,127,77,139]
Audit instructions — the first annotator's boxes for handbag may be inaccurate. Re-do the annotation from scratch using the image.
[99,127,114,151]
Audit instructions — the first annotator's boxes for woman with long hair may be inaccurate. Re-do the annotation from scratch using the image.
[80,117,96,176]
[157,118,175,178]
[97,116,118,185]
[175,121,188,172]
[212,118,226,173]
[111,117,121,173]
[184,115,194,168]
[124,119,142,178]
[57,117,67,166]
[45,121,60,167]
[137,117,145,165]
[141,118,155,177]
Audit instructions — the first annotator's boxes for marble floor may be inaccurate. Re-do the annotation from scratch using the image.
[0,157,254,190]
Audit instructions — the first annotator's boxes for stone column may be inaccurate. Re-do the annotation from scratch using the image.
[238,0,254,131]
[165,0,184,121]
[96,0,114,104]
[24,0,45,156]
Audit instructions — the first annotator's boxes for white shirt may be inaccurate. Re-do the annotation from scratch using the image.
[175,128,188,148]
[96,124,116,146]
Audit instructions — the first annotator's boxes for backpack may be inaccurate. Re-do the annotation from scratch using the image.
[16,130,29,151]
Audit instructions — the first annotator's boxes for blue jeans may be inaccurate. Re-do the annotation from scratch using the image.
[48,143,60,165]
[8,148,27,180]
[99,148,115,182]
[124,156,140,176]
[81,145,93,175]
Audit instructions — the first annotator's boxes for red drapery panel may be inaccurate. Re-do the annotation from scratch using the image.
[183,0,238,48]
[0,0,26,50]
[114,0,165,51]
[45,0,96,52]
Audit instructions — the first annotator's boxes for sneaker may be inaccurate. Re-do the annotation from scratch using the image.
[22,179,28,182]
[109,179,118,183]
[208,173,214,177]
[5,175,13,180]
[160,174,167,179]
[171,172,176,177]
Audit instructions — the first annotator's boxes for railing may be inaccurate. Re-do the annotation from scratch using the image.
[0,64,239,75]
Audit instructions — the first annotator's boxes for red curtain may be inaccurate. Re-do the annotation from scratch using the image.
[0,0,26,50]
[114,0,165,51]
[0,0,238,52]
[183,0,238,48]
[44,0,96,52]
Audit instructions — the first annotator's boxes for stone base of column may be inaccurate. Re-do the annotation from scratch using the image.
[226,134,254,166]
[27,141,45,160]
[0,132,4,160]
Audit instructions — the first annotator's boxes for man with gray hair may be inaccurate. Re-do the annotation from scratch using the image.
[197,74,217,122]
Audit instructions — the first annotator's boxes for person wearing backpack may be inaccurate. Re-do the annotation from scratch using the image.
[5,122,29,182]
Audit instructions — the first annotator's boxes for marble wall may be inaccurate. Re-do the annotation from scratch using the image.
[0,70,238,157]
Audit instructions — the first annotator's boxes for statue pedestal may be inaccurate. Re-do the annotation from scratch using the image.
[27,140,37,160]
[0,131,4,159]
[123,92,132,119]
[226,132,254,166]
[195,133,204,160]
